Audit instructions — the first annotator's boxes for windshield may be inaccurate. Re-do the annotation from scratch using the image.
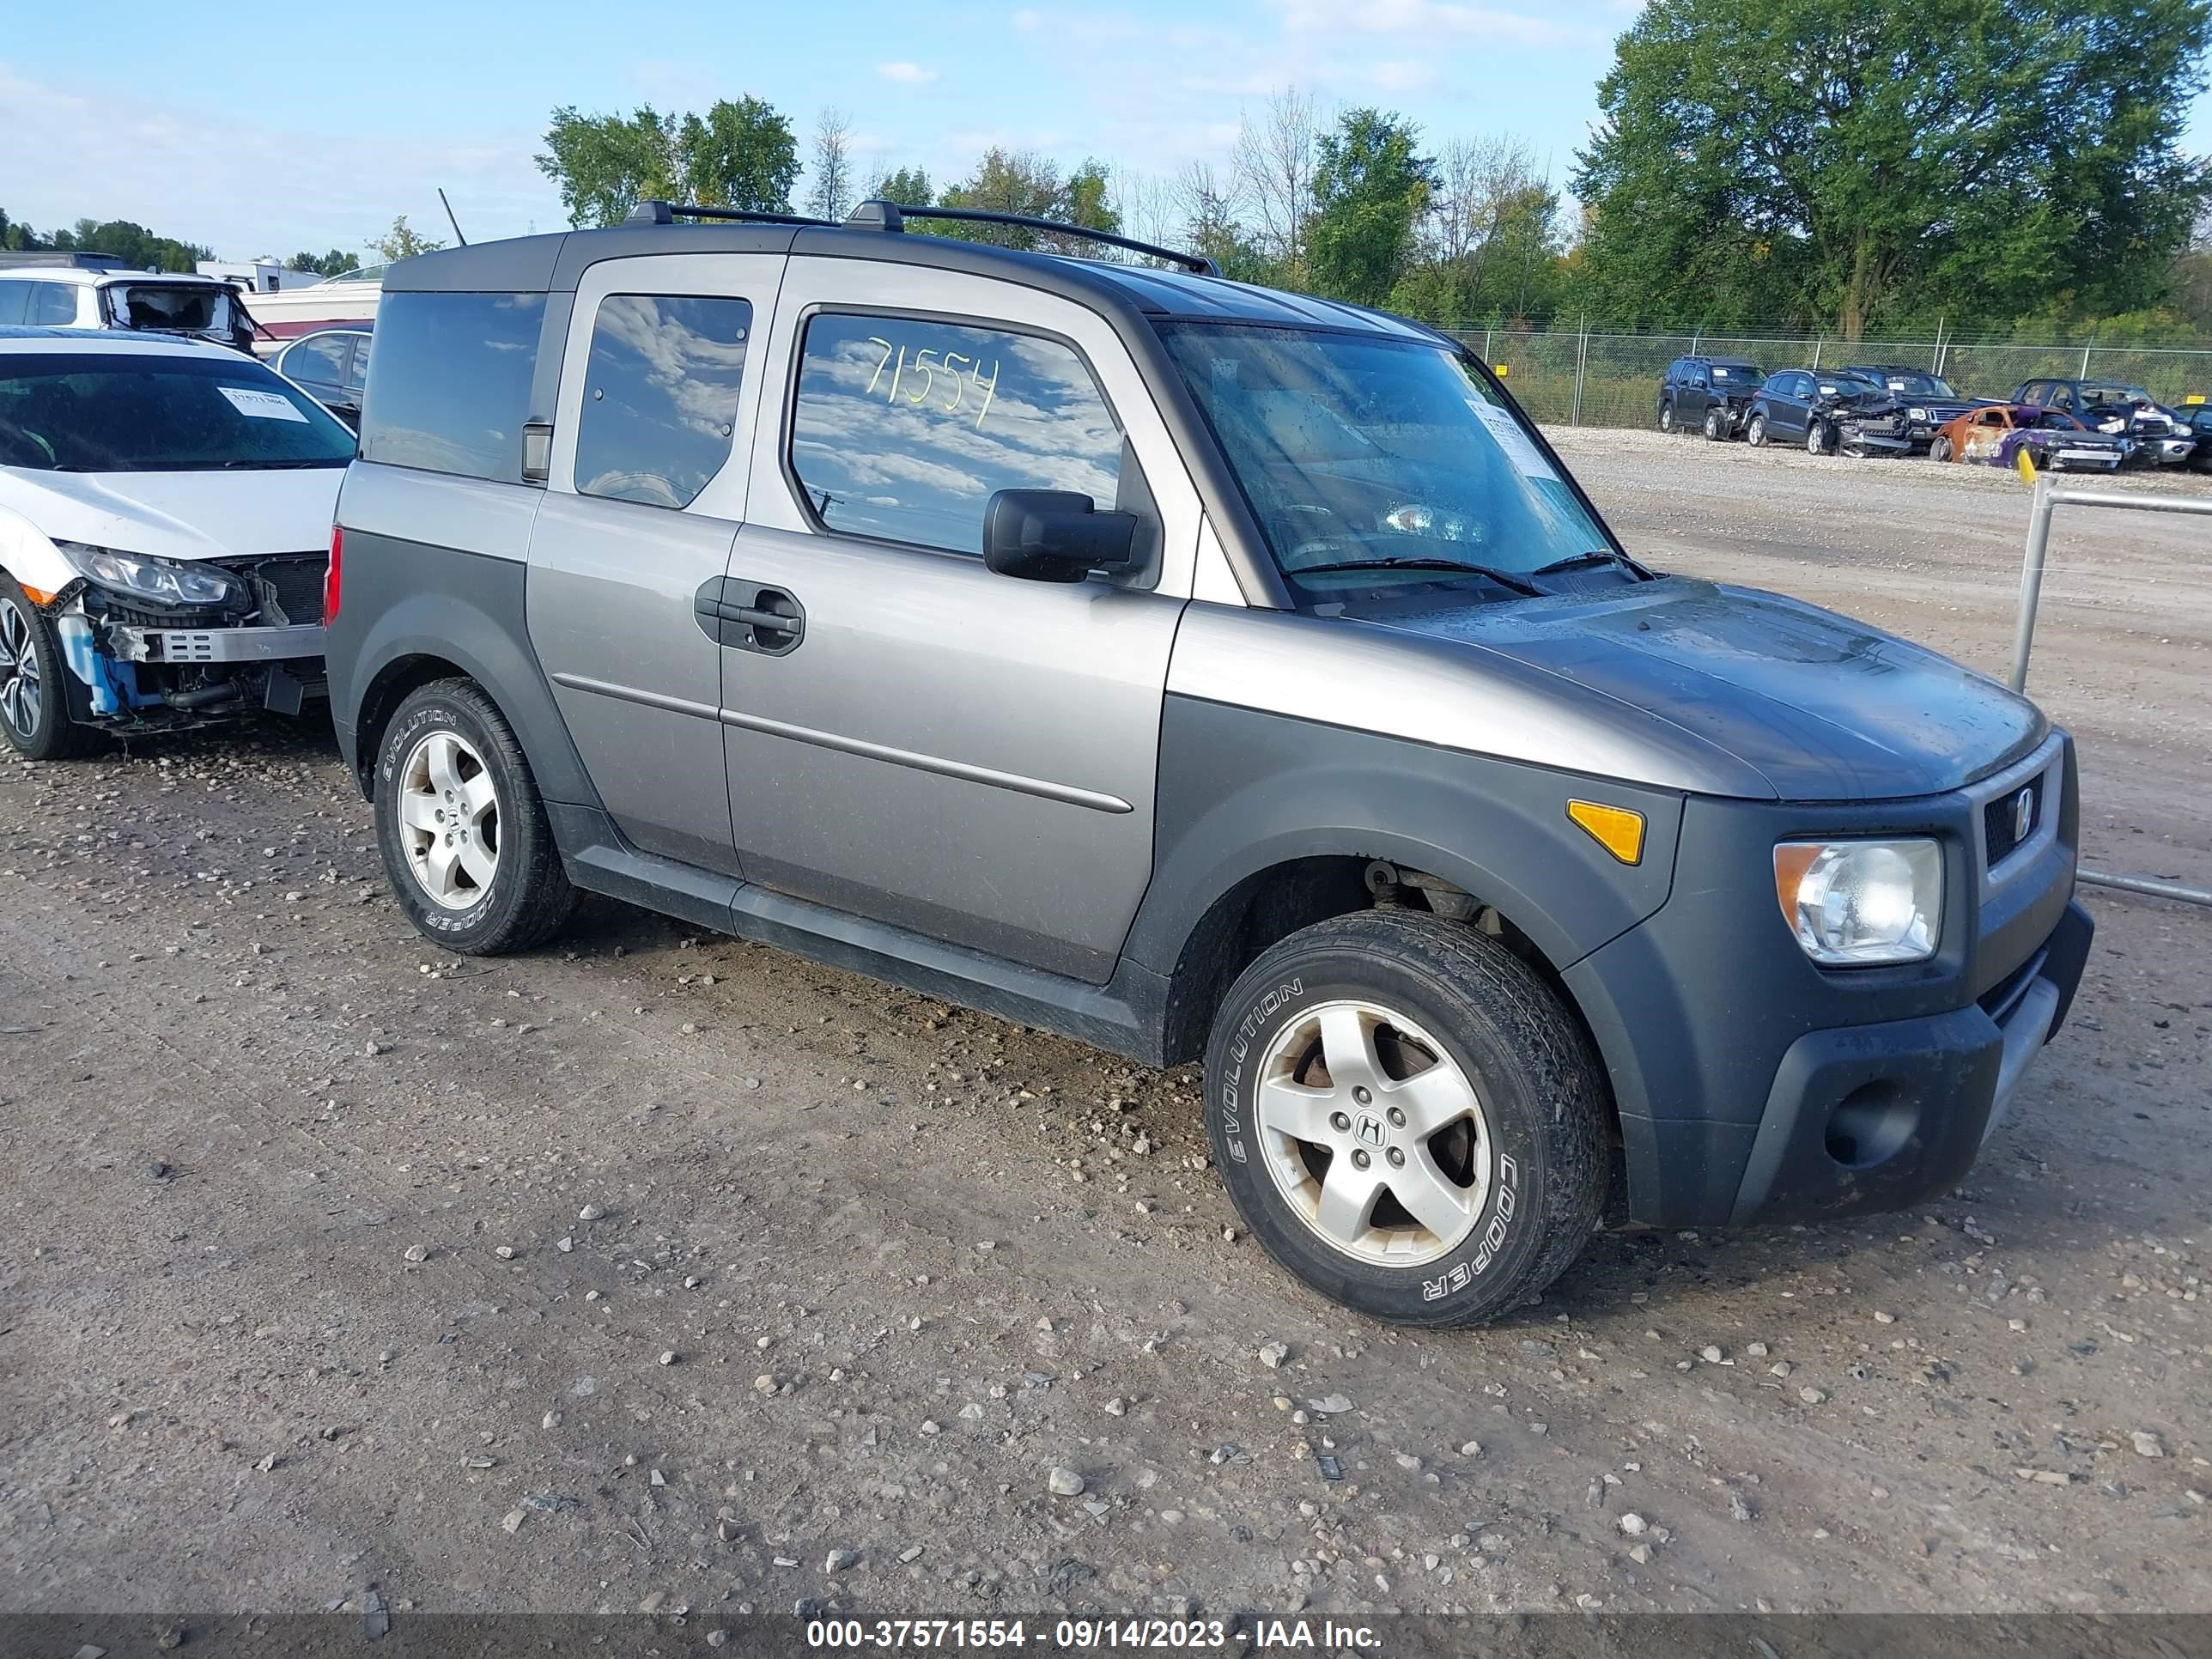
[0,351,356,471]
[1815,376,1890,405]
[1708,363,1764,386]
[1864,370,1955,398]
[2082,383,2154,406]
[1158,323,1615,599]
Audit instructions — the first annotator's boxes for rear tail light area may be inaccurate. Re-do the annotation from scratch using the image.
[324,526,343,623]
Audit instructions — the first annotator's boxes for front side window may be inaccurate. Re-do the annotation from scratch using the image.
[0,351,356,472]
[789,312,1122,555]
[357,290,544,483]
[573,294,751,509]
[1159,322,1613,599]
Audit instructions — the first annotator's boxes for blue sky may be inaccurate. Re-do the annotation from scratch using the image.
[6,0,2210,262]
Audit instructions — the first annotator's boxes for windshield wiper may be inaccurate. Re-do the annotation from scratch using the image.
[1293,556,1544,596]
[220,458,347,469]
[1529,548,1651,580]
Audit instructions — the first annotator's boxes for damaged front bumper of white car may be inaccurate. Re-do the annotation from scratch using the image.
[48,543,328,728]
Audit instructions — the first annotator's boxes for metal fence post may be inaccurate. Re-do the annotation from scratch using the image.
[1812,337,1823,370]
[2009,476,2055,692]
[1571,316,1589,426]
[1483,327,1493,368]
[2079,334,2094,380]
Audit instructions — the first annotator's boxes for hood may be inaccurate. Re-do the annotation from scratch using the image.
[0,466,343,561]
[1358,578,2046,802]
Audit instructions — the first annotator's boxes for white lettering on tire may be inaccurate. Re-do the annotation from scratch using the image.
[1423,1153,1519,1302]
[1220,978,1302,1164]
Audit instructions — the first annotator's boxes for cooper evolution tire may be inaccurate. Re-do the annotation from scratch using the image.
[1202,910,1608,1328]
[374,678,577,955]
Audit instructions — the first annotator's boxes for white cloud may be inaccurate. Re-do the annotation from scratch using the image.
[1363,59,1442,94]
[0,61,563,258]
[876,61,939,83]
[1277,0,1604,49]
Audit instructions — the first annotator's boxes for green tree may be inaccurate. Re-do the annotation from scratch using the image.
[935,149,1121,252]
[1307,109,1436,307]
[538,98,799,225]
[805,107,856,222]
[368,216,446,263]
[868,166,935,207]
[538,104,679,227]
[678,96,799,212]
[46,218,210,271]
[1572,0,2212,337]
[288,249,357,277]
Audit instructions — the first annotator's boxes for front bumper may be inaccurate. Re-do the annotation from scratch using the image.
[1723,898,2091,1224]
[1563,732,2090,1228]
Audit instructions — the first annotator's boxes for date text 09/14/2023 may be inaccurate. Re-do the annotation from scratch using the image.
[803,1618,1384,1650]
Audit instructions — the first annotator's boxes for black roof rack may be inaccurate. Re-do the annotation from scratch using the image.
[626,199,837,228]
[846,199,1217,276]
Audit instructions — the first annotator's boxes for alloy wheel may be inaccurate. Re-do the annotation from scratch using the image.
[396,729,501,909]
[0,599,41,739]
[1252,999,1492,1267]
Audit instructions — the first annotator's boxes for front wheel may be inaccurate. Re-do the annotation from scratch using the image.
[374,678,577,954]
[0,574,97,761]
[1203,910,1608,1328]
[1746,413,1768,447]
[1806,419,1835,456]
[1704,407,1726,441]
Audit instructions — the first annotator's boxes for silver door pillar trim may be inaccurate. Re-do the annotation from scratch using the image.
[715,704,1134,814]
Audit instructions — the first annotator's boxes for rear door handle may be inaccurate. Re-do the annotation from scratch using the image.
[694,579,805,655]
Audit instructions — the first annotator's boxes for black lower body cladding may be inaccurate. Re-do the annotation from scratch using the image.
[1566,742,2089,1227]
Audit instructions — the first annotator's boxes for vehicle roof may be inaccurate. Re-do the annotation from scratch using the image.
[0,266,232,289]
[0,326,254,360]
[383,220,1448,341]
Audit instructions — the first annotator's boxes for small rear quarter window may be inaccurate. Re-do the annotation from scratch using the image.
[358,291,544,483]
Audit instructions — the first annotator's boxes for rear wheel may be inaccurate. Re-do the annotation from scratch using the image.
[1930,434,1954,463]
[0,574,96,761]
[1657,400,1675,434]
[1203,910,1608,1328]
[374,678,576,954]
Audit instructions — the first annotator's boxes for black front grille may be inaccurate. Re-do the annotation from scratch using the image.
[1984,771,2047,867]
[216,553,328,626]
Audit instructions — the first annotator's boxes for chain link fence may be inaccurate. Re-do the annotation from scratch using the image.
[1445,326,2212,429]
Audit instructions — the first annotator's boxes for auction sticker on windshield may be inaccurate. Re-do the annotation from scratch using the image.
[1469,398,1559,480]
[218,386,310,422]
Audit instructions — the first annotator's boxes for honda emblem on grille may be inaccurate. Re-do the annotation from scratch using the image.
[2012,787,2036,842]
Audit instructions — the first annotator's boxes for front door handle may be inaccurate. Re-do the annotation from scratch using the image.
[694,578,805,656]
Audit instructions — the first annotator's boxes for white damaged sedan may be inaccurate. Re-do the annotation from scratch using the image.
[0,327,353,757]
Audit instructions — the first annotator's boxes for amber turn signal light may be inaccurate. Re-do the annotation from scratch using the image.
[1566,799,1645,866]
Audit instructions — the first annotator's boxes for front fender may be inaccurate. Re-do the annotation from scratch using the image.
[0,502,72,597]
[1123,695,1686,980]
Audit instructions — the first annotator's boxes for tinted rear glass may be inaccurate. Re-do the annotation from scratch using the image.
[359,290,544,483]
[574,294,751,509]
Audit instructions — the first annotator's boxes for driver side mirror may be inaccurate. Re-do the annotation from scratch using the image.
[982,489,1139,584]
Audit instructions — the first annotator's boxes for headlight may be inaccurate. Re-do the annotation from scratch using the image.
[53,541,244,608]
[1772,839,1942,966]
[1908,406,1929,422]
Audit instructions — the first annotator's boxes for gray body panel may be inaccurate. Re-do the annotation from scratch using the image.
[716,523,1184,981]
[524,251,787,876]
[529,495,740,872]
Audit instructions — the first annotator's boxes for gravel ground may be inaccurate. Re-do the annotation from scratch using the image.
[2,435,2207,1625]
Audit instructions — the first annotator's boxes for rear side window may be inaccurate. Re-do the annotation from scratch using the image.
[29,283,79,326]
[358,291,544,483]
[0,284,27,326]
[788,312,1121,556]
[283,333,351,391]
[573,294,751,509]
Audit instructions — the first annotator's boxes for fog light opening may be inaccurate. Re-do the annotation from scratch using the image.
[1825,1081,1917,1170]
